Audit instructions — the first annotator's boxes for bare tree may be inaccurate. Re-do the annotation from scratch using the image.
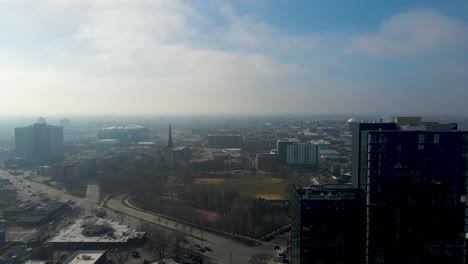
[148,227,171,259]
[248,252,276,264]
[171,231,187,260]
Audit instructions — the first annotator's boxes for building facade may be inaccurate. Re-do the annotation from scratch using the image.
[277,140,293,164]
[15,120,64,164]
[286,143,319,167]
[291,185,364,264]
[350,118,467,263]
[365,130,467,263]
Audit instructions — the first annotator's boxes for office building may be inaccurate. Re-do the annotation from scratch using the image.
[15,118,64,164]
[286,142,319,167]
[277,139,293,164]
[97,125,150,143]
[291,185,364,264]
[351,117,466,263]
[349,121,398,191]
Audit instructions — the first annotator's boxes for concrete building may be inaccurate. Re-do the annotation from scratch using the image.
[48,218,146,250]
[286,142,319,168]
[63,251,107,264]
[15,118,64,164]
[97,125,150,143]
[276,139,293,164]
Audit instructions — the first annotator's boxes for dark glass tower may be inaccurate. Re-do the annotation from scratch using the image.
[365,130,468,263]
[291,185,365,264]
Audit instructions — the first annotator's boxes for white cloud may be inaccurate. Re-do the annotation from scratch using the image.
[0,2,467,115]
[346,9,468,57]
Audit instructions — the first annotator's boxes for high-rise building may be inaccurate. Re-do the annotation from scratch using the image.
[277,139,293,164]
[351,118,466,263]
[168,123,173,147]
[286,142,319,168]
[291,185,364,264]
[349,121,398,191]
[15,118,64,163]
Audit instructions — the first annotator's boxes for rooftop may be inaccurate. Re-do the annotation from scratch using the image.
[48,217,144,244]
[295,184,357,200]
[102,125,145,131]
[63,251,106,264]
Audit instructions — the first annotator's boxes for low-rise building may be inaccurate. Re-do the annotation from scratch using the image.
[48,217,146,250]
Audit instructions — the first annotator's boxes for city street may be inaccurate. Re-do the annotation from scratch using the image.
[0,169,285,264]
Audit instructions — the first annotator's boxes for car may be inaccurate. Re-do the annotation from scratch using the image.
[204,246,212,252]
[194,244,201,248]
[132,251,140,258]
[274,245,281,250]
[255,242,262,246]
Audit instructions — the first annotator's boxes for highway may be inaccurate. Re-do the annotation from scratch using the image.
[0,169,283,263]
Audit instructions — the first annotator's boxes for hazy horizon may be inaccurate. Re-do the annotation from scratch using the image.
[1,1,467,115]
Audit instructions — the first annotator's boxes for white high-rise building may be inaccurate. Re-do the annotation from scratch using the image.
[286,142,319,167]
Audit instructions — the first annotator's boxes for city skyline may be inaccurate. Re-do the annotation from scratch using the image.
[1,1,467,115]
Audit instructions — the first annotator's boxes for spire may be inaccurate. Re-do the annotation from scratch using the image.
[168,124,173,147]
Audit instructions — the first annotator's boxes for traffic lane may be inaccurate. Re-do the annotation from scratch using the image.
[2,170,256,264]
[107,195,253,264]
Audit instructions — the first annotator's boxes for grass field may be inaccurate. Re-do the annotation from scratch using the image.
[194,174,289,199]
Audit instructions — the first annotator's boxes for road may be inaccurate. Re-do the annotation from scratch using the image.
[0,169,284,263]
[86,184,101,203]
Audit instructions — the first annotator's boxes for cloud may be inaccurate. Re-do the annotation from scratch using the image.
[0,2,467,115]
[346,9,468,58]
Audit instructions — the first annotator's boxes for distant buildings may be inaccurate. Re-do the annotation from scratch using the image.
[208,135,243,148]
[97,125,150,143]
[276,140,319,168]
[255,153,277,172]
[3,201,70,227]
[286,143,319,167]
[14,117,64,164]
[59,118,71,127]
[276,139,293,164]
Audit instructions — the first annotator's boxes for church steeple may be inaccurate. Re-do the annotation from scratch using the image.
[168,124,173,147]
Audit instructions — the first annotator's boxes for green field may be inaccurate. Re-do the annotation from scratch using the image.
[194,174,289,199]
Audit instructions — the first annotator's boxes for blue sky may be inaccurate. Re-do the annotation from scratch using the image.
[0,0,467,115]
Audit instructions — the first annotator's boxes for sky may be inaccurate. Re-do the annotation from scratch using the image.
[0,0,467,115]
